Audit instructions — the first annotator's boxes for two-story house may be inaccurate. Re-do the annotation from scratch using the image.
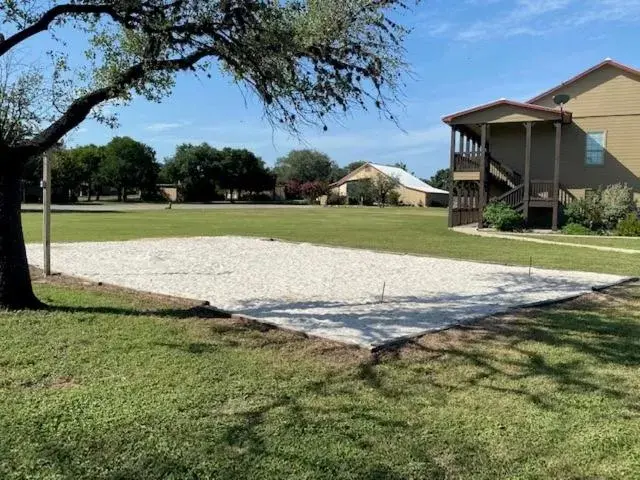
[443,59,640,229]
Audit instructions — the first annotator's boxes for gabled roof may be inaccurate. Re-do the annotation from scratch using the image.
[369,164,449,194]
[442,99,567,124]
[528,59,640,104]
[332,162,449,194]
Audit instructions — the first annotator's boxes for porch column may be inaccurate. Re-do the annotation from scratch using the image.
[552,122,562,231]
[459,131,466,156]
[479,123,488,222]
[523,122,532,223]
[448,126,457,228]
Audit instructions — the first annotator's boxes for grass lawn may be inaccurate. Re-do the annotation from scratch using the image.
[1,278,639,479]
[522,234,640,251]
[20,207,640,276]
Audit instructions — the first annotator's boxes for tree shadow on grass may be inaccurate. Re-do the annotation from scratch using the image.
[47,304,231,320]
[363,286,640,411]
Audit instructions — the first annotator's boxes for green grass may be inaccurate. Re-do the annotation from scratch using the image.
[1,281,640,479]
[20,207,640,276]
[523,234,640,250]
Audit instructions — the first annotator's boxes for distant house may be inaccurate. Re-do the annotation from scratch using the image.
[158,184,182,202]
[443,58,640,229]
[330,162,449,207]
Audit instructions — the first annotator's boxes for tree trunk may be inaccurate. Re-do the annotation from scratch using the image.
[0,172,42,309]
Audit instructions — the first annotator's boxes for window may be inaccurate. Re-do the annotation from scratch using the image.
[585,131,606,165]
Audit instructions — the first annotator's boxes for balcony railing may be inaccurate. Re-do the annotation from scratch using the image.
[496,181,576,209]
[453,153,481,171]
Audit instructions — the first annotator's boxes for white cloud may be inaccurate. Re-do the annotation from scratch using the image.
[145,121,191,132]
[429,0,640,41]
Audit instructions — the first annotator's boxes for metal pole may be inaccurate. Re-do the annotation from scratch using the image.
[43,152,52,277]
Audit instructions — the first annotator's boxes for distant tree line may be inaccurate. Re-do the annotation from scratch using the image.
[22,138,447,204]
[22,137,160,203]
[162,144,275,202]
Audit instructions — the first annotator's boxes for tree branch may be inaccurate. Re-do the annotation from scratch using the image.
[13,48,215,157]
[0,4,125,57]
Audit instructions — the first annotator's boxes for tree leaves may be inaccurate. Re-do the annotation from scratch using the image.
[1,0,415,159]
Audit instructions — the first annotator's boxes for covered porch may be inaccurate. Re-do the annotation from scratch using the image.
[442,99,574,230]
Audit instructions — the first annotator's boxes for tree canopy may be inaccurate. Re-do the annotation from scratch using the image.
[101,137,159,201]
[274,149,341,184]
[426,168,450,191]
[0,0,416,309]
[0,0,412,162]
[163,143,274,201]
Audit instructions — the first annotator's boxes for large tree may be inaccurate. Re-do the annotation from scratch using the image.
[274,149,338,184]
[163,143,223,202]
[51,148,85,202]
[69,144,107,201]
[101,137,158,201]
[0,0,413,309]
[218,147,270,199]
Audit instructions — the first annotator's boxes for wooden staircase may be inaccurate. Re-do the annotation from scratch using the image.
[489,157,522,190]
[497,181,576,210]
[451,153,577,228]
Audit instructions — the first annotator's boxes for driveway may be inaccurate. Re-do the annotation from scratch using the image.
[26,237,628,349]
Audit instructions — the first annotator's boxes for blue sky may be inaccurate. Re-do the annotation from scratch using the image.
[60,0,640,178]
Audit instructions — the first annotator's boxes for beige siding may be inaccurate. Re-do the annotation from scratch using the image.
[451,104,560,125]
[398,187,428,206]
[560,116,640,190]
[531,65,640,187]
[533,65,640,117]
[487,118,640,192]
[331,165,433,206]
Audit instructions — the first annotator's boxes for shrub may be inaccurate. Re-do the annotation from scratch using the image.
[561,223,594,235]
[616,212,640,237]
[388,190,401,206]
[564,184,637,232]
[562,195,604,231]
[326,192,346,206]
[601,183,637,230]
[300,181,329,204]
[483,201,524,231]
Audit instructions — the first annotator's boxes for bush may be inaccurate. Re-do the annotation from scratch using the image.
[616,212,640,237]
[300,181,329,204]
[563,196,604,230]
[564,184,637,232]
[601,183,637,230]
[561,223,594,235]
[483,201,524,231]
[388,190,401,206]
[326,192,346,206]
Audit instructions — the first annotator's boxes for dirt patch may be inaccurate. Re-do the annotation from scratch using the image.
[49,376,79,389]
[19,375,79,390]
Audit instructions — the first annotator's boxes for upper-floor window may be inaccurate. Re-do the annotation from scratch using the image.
[585,132,606,165]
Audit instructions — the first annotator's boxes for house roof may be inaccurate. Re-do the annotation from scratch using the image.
[528,59,640,104]
[441,99,566,124]
[332,163,448,194]
[442,59,639,126]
